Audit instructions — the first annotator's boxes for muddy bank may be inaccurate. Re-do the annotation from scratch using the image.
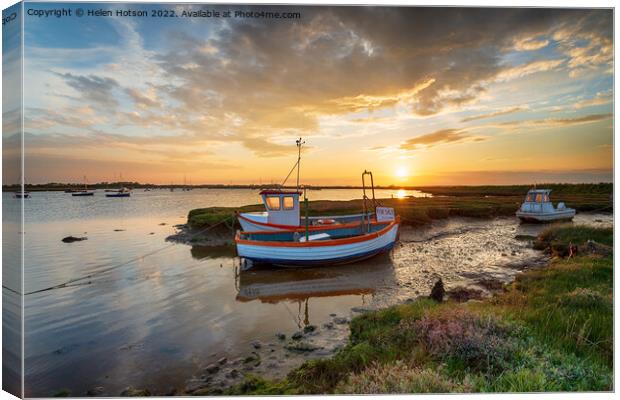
[166,223,235,247]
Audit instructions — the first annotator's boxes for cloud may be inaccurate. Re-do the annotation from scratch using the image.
[513,36,549,51]
[496,59,563,81]
[151,7,612,136]
[24,6,613,167]
[573,91,612,109]
[495,113,612,129]
[125,87,162,110]
[461,106,527,122]
[400,128,484,151]
[56,72,121,108]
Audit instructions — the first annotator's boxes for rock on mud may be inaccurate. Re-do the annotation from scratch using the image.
[429,278,445,302]
[204,364,219,374]
[61,236,87,243]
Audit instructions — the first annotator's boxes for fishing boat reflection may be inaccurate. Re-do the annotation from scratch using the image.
[190,245,237,260]
[235,254,396,304]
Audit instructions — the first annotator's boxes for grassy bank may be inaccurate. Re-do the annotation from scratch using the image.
[222,225,613,394]
[187,192,612,229]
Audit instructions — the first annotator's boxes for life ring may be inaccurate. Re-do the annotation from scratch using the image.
[317,218,336,225]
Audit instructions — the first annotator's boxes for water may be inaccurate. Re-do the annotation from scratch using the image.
[7,189,611,396]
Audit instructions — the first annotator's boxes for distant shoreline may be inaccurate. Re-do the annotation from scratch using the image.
[1,182,613,194]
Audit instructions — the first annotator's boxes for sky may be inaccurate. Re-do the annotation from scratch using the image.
[2,3,614,185]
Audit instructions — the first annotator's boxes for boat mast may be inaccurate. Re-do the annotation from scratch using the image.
[295,137,304,192]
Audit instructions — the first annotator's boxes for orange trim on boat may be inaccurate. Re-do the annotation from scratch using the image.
[235,216,400,248]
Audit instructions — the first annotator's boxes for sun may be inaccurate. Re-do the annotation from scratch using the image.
[395,166,408,179]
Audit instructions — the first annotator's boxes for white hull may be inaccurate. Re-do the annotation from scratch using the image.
[236,222,399,267]
[516,209,575,222]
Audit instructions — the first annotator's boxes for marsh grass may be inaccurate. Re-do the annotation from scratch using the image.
[224,225,613,395]
[187,190,611,229]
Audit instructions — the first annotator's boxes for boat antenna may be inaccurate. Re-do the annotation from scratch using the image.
[295,137,304,192]
[280,138,305,190]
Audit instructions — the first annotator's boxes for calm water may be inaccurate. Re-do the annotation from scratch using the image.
[8,189,612,396]
[12,188,424,396]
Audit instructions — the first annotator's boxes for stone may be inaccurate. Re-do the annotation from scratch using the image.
[275,332,286,340]
[429,278,445,302]
[250,340,262,349]
[303,325,316,333]
[217,357,227,365]
[333,317,348,325]
[322,322,334,329]
[291,331,304,340]
[204,363,219,374]
[62,236,87,243]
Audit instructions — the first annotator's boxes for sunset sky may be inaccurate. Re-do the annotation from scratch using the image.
[3,4,614,185]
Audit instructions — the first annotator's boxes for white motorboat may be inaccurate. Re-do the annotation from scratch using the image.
[516,189,575,222]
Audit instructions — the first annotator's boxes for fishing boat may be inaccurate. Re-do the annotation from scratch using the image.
[72,176,94,196]
[105,188,131,198]
[236,214,399,267]
[516,189,575,222]
[14,191,30,199]
[236,167,400,267]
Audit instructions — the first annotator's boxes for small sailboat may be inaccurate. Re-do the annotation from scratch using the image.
[105,187,131,198]
[72,176,94,196]
[516,189,575,223]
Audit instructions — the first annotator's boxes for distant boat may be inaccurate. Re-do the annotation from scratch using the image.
[72,176,94,196]
[516,189,575,223]
[106,188,131,198]
[72,191,94,197]
[14,191,30,199]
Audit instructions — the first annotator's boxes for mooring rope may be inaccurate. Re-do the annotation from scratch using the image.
[24,215,236,296]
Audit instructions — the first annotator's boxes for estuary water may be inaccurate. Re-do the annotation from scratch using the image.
[4,189,612,396]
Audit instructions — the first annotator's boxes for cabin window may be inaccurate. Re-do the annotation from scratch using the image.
[543,194,549,202]
[526,194,533,202]
[535,194,543,203]
[283,196,295,210]
[265,196,281,210]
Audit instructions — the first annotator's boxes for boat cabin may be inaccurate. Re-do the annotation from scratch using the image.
[519,189,562,214]
[260,190,301,226]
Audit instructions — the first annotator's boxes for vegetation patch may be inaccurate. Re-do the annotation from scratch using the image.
[225,226,612,394]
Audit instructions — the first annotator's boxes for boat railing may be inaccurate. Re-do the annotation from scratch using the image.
[361,170,382,232]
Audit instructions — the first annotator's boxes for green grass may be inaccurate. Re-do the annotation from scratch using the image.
[225,225,613,394]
